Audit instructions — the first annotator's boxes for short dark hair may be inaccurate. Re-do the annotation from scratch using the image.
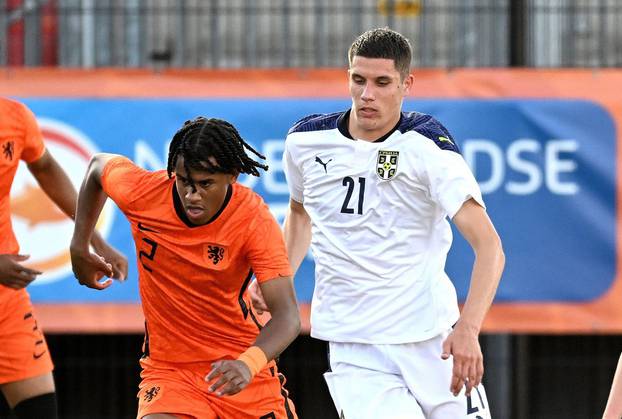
[166,117,268,179]
[348,27,412,79]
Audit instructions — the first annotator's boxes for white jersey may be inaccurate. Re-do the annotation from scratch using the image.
[283,110,485,344]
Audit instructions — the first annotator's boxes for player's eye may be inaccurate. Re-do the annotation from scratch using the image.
[179,178,193,187]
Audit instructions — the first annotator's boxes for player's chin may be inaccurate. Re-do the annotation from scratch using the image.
[357,116,379,129]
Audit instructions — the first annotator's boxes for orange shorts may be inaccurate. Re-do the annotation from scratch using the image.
[0,288,53,384]
[137,357,297,419]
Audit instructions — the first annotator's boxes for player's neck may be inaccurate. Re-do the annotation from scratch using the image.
[348,112,401,142]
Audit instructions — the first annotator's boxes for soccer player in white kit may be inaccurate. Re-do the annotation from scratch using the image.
[280,28,505,419]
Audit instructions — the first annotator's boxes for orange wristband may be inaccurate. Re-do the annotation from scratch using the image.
[237,346,268,377]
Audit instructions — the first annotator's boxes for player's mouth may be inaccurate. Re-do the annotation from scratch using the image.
[185,205,205,220]
[358,106,378,118]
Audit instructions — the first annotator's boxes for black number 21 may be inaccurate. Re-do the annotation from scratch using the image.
[340,176,366,215]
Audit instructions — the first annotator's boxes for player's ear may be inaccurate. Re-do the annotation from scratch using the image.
[228,172,239,184]
[403,73,414,93]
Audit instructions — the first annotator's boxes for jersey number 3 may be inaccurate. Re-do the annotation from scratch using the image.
[340,176,366,215]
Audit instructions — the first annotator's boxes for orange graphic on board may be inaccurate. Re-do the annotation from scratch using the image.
[11,183,67,227]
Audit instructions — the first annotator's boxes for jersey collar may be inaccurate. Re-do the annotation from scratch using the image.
[337,109,403,143]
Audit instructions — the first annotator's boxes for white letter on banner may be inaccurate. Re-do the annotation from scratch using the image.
[263,140,289,194]
[546,140,579,195]
[463,140,504,194]
[506,139,542,195]
[135,140,165,170]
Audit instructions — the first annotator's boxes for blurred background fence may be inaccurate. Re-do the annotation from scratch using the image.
[2,1,622,419]
[2,0,622,68]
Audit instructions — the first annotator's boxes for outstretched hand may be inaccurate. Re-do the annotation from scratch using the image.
[441,324,484,397]
[0,254,42,289]
[70,248,116,290]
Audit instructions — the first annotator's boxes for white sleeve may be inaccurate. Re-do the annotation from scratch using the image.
[282,136,304,203]
[419,147,485,219]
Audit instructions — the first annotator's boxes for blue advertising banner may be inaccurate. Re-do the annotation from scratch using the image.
[17,99,615,304]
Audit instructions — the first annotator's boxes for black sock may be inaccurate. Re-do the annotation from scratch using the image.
[12,393,57,419]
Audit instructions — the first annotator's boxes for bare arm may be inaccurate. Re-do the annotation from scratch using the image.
[208,201,305,396]
[27,149,78,220]
[70,153,127,289]
[283,198,312,273]
[206,276,301,397]
[442,198,505,396]
[603,353,622,419]
[453,198,505,334]
[0,151,66,289]
[30,150,127,280]
[254,276,301,359]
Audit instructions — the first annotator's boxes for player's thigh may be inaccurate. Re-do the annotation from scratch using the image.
[396,332,492,418]
[0,372,55,408]
[0,290,54,403]
[210,364,297,419]
[137,360,217,419]
[428,385,491,419]
[324,363,424,419]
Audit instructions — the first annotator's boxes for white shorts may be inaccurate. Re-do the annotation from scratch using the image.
[324,331,491,419]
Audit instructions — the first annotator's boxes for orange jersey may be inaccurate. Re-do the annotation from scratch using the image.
[101,157,293,363]
[0,97,46,255]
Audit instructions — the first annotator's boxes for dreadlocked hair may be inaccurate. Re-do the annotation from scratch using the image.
[166,116,268,179]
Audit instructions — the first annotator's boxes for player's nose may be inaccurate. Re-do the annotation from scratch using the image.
[361,83,375,101]
[184,185,201,202]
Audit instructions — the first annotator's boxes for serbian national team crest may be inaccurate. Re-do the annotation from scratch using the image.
[376,150,399,180]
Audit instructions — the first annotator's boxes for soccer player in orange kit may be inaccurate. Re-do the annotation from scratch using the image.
[70,117,301,419]
[0,97,127,419]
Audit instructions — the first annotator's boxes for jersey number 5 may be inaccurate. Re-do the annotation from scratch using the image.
[340,176,366,215]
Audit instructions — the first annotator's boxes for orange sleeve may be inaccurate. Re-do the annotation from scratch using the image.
[244,202,293,283]
[18,103,45,163]
[100,156,149,212]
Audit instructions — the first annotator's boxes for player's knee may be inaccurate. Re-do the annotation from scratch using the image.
[12,392,57,419]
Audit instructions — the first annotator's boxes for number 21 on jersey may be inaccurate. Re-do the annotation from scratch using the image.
[340,176,366,215]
